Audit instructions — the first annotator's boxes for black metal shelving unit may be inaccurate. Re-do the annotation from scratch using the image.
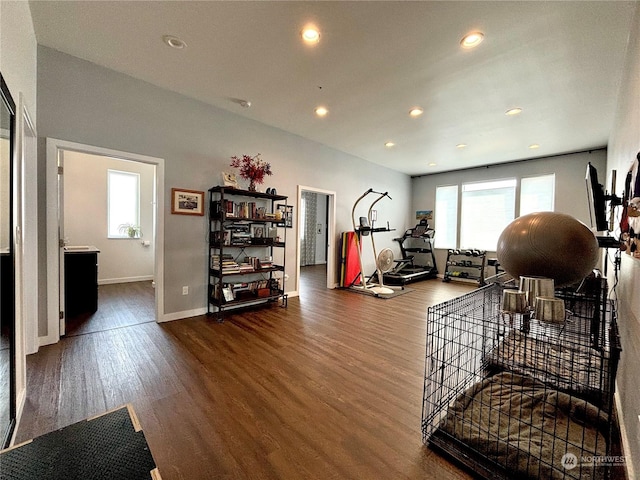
[207,186,288,321]
[442,249,486,286]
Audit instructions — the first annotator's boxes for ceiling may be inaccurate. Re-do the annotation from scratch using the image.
[28,1,636,176]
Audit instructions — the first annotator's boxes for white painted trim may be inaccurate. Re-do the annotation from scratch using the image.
[17,94,38,356]
[160,307,207,323]
[614,387,635,480]
[98,276,154,285]
[45,138,165,344]
[9,388,26,447]
[295,186,337,293]
[38,332,59,348]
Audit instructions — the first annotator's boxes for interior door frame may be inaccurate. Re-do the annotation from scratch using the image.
[295,185,337,292]
[45,138,165,345]
[16,94,37,357]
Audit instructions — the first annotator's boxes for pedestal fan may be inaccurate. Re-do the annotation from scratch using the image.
[370,248,395,295]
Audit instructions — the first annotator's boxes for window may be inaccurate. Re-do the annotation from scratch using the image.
[520,174,555,215]
[433,173,555,251]
[460,179,516,251]
[107,169,140,238]
[434,185,458,249]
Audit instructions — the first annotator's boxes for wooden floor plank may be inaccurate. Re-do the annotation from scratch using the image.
[18,266,475,479]
[64,281,156,337]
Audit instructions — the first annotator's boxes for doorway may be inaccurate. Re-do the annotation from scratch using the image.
[296,185,336,295]
[45,139,165,345]
[62,151,156,336]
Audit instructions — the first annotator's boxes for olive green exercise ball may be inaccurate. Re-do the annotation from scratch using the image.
[496,212,600,286]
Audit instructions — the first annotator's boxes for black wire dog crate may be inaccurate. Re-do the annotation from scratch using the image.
[421,280,621,480]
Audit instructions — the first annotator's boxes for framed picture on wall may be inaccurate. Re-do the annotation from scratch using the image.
[276,204,293,228]
[171,188,204,216]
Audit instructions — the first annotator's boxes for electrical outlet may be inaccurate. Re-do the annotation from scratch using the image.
[182,286,189,295]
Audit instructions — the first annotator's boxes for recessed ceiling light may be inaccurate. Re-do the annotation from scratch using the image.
[239,100,252,108]
[456,143,467,149]
[301,26,320,44]
[529,144,540,149]
[384,142,395,148]
[162,35,186,49]
[409,107,424,117]
[315,106,328,117]
[460,31,484,49]
[428,162,437,167]
[505,108,523,116]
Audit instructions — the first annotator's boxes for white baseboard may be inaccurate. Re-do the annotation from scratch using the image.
[99,275,154,285]
[161,293,300,322]
[160,307,208,323]
[614,388,636,480]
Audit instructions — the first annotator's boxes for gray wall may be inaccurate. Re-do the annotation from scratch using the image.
[37,46,411,320]
[411,149,608,275]
[63,151,155,283]
[606,3,640,475]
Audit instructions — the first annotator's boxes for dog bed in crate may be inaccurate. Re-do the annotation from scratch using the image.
[434,372,608,480]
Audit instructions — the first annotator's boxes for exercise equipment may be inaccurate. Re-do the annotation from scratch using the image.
[349,188,396,296]
[496,211,599,286]
[381,220,438,285]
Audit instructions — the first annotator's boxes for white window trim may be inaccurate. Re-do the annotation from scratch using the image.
[107,169,140,239]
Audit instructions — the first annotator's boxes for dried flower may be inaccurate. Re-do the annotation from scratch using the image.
[230,153,273,185]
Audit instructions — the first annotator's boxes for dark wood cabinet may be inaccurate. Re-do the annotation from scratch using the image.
[64,248,100,318]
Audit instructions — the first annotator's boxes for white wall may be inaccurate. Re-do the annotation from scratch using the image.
[37,46,411,323]
[0,0,38,443]
[411,149,608,275]
[63,151,154,283]
[605,3,640,476]
[0,2,37,124]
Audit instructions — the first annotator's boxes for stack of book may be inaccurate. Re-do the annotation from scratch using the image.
[238,262,255,273]
[211,253,240,274]
[259,257,273,269]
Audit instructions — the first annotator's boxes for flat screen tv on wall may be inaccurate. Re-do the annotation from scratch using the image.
[585,162,608,233]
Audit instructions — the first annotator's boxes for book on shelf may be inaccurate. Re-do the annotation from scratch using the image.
[238,263,255,273]
[211,253,240,272]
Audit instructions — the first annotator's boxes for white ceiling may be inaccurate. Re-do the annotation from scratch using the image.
[29,1,636,176]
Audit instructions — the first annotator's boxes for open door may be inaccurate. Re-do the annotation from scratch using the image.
[46,138,165,346]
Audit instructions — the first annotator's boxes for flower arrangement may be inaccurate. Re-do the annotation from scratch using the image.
[230,153,273,191]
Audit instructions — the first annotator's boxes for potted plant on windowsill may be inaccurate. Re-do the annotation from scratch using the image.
[118,223,141,238]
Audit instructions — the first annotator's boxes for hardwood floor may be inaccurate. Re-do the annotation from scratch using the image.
[64,281,155,337]
[17,267,475,479]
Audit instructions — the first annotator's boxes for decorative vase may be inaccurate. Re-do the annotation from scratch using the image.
[248,179,257,191]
